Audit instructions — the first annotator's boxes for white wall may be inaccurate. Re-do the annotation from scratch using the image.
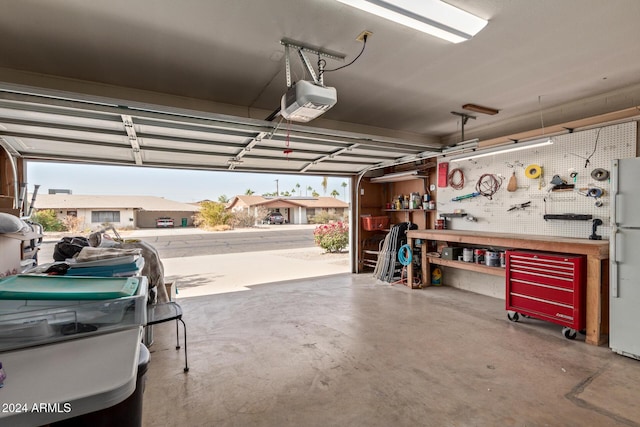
[53,208,134,230]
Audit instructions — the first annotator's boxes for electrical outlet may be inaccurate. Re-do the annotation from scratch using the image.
[430,184,436,191]
[356,31,373,42]
[360,188,365,195]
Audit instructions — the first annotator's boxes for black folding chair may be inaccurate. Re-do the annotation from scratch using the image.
[146,302,189,372]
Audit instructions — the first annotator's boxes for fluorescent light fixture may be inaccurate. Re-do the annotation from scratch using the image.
[370,170,424,183]
[449,138,553,162]
[335,0,488,43]
[441,138,479,154]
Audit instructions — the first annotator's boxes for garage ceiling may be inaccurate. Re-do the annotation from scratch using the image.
[1,0,640,175]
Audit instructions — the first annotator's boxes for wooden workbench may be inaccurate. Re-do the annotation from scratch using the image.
[406,229,610,346]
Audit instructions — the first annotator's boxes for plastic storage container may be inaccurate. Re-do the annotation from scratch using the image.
[362,216,390,231]
[0,276,148,352]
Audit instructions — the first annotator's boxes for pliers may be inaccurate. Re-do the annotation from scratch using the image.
[508,201,531,211]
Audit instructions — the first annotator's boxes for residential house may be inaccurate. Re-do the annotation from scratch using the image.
[226,196,348,224]
[35,194,200,229]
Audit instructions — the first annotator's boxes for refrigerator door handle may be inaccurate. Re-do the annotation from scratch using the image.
[611,227,619,298]
[611,160,618,225]
[610,160,619,298]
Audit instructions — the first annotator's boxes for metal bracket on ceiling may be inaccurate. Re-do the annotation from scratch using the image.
[280,38,345,88]
[121,114,142,165]
[451,111,476,142]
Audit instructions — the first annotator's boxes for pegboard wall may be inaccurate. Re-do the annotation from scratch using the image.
[437,121,637,239]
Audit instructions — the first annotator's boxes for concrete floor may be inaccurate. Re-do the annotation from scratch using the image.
[142,274,640,427]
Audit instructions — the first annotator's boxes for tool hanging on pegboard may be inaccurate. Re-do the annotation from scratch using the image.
[507,201,531,212]
[525,164,542,179]
[549,175,574,192]
[451,192,480,202]
[590,168,609,181]
[475,174,502,199]
[438,162,449,188]
[577,186,605,207]
[448,168,465,190]
[524,164,545,190]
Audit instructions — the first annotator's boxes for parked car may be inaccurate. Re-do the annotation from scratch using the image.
[156,217,174,228]
[263,212,285,225]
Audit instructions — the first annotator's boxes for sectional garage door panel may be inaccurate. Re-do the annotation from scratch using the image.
[0,86,440,175]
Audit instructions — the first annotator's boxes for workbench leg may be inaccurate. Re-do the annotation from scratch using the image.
[585,256,607,346]
[406,237,414,288]
[422,241,430,288]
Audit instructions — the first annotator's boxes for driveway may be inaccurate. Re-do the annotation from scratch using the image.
[39,225,350,298]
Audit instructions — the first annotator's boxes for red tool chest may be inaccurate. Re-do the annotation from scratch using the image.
[505,250,586,338]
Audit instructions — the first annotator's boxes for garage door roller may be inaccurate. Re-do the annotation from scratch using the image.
[525,164,542,179]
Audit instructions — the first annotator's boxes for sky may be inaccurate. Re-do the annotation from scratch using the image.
[26,161,351,203]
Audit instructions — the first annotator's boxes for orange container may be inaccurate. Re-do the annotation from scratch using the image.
[362,216,390,231]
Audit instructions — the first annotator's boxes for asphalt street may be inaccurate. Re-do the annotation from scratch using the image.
[125,227,315,259]
[38,225,318,263]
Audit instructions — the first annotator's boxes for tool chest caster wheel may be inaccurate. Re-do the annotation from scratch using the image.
[507,311,519,322]
[562,327,577,340]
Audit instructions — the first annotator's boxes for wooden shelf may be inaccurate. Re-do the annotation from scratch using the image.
[439,213,467,218]
[427,256,506,277]
[384,209,436,212]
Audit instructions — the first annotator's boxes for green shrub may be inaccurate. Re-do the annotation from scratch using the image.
[313,221,349,253]
[31,209,65,232]
[194,201,233,229]
[310,210,342,224]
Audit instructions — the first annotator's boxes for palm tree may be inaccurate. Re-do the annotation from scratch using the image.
[282,191,291,196]
[321,176,328,195]
[306,185,313,196]
[311,190,320,197]
[330,189,339,198]
[341,181,348,201]
[218,194,229,203]
[296,182,301,194]
[245,189,255,195]
[291,188,296,195]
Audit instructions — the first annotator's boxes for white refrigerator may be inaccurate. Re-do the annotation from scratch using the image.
[610,158,640,360]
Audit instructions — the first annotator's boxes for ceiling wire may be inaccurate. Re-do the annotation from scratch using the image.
[319,35,368,79]
[570,127,602,168]
[538,95,545,135]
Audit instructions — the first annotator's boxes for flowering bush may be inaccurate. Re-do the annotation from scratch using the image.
[313,221,349,253]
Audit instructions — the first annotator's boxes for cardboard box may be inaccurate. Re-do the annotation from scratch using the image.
[441,247,463,260]
[0,196,14,208]
[0,208,20,216]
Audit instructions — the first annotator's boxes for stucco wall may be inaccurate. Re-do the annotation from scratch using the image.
[53,207,134,230]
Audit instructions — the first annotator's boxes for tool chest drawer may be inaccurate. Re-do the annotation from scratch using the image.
[506,250,586,331]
